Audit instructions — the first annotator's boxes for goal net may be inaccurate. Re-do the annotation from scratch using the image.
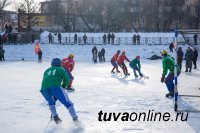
[174,29,200,112]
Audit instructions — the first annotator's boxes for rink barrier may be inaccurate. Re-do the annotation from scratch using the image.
[39,36,196,45]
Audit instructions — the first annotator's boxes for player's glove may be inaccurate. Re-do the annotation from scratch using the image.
[161,75,165,83]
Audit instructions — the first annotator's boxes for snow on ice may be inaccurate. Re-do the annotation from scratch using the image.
[0,39,200,133]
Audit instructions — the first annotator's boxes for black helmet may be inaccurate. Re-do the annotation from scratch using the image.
[117,50,121,54]
[51,58,61,67]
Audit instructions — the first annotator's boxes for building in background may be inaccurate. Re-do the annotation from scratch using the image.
[16,0,200,32]
[0,10,18,32]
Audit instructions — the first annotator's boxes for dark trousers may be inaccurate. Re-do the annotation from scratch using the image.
[193,58,197,68]
[0,55,4,61]
[38,56,42,63]
[102,54,105,62]
[177,60,182,70]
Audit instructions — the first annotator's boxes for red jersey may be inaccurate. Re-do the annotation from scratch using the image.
[117,55,130,65]
[111,53,119,62]
[62,58,75,72]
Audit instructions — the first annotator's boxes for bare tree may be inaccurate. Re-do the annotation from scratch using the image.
[192,0,200,29]
[0,0,11,31]
[102,0,120,32]
[18,0,39,32]
[75,0,103,32]
[161,0,186,31]
[48,0,74,32]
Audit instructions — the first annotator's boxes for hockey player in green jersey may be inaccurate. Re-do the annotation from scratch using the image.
[40,58,79,124]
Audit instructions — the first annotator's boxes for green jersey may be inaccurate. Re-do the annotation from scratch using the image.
[162,55,175,76]
[41,66,70,91]
[129,58,141,69]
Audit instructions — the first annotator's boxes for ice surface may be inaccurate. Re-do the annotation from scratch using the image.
[0,44,200,133]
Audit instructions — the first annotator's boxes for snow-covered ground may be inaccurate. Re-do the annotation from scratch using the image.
[0,44,200,133]
[2,43,191,62]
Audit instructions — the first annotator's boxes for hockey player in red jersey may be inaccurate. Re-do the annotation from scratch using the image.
[62,54,75,91]
[111,50,121,73]
[117,51,130,76]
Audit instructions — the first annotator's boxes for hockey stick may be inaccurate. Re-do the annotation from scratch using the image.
[142,74,149,80]
[44,119,53,133]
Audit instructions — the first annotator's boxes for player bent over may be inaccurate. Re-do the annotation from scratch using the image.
[129,56,143,78]
[117,51,130,76]
[40,58,79,124]
[62,54,75,91]
[111,50,121,74]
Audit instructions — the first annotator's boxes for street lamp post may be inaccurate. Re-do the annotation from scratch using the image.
[69,21,72,43]
[156,17,159,32]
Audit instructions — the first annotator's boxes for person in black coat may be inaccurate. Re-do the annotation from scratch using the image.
[133,34,136,45]
[0,46,5,61]
[83,34,87,44]
[5,24,9,33]
[58,33,61,44]
[8,25,12,33]
[185,47,194,72]
[194,34,198,45]
[101,48,105,62]
[136,34,140,45]
[169,42,174,53]
[177,47,184,70]
[31,32,35,43]
[107,33,111,44]
[0,35,2,46]
[74,33,77,44]
[48,33,53,43]
[103,34,106,44]
[111,33,115,44]
[92,46,97,63]
[98,51,102,62]
[38,49,42,63]
[192,48,198,69]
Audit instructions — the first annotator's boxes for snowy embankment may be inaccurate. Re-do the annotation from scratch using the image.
[3,43,190,62]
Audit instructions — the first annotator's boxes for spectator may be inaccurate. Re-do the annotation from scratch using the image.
[5,24,9,33]
[185,47,194,72]
[177,47,184,71]
[31,32,35,43]
[194,34,198,45]
[98,51,102,62]
[133,34,137,45]
[192,48,198,69]
[92,46,97,63]
[0,45,5,61]
[74,33,77,44]
[136,34,140,45]
[169,42,174,53]
[103,34,106,44]
[2,33,7,43]
[38,48,42,63]
[107,33,111,44]
[101,48,105,62]
[8,25,12,33]
[8,33,12,43]
[48,33,53,44]
[83,34,87,44]
[58,33,61,44]
[0,35,2,46]
[111,33,115,44]
[13,33,17,44]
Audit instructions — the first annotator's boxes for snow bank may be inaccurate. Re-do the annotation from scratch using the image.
[3,44,189,62]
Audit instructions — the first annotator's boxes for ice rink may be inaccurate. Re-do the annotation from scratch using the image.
[0,60,200,133]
